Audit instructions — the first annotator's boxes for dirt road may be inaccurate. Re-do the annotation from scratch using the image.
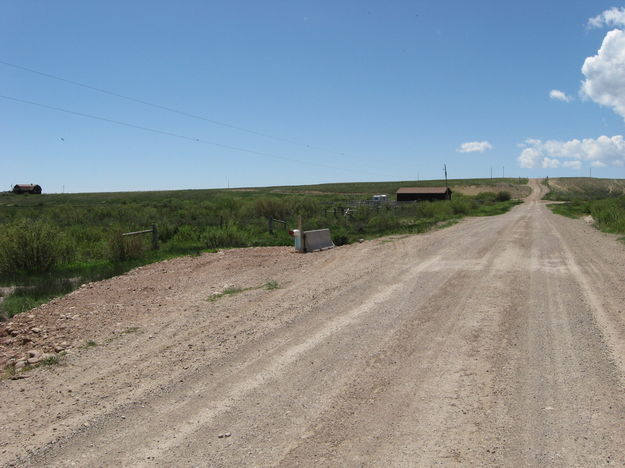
[2,179,625,466]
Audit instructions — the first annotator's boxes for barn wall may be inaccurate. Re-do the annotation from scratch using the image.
[396,192,450,202]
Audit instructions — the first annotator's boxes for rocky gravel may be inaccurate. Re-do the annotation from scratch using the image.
[0,247,313,373]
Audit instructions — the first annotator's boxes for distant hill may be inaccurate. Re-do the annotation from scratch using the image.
[251,178,531,199]
[0,178,530,207]
[545,178,625,201]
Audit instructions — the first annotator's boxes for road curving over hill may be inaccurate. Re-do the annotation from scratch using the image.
[1,178,625,466]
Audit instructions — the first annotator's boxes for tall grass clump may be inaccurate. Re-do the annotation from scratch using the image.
[107,229,145,262]
[475,192,497,202]
[0,220,74,275]
[201,225,249,249]
[590,197,625,233]
[496,191,511,202]
[253,198,292,220]
[367,214,402,232]
[450,197,474,215]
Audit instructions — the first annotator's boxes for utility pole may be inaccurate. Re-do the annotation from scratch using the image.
[490,167,492,180]
[444,164,448,188]
[502,166,505,178]
[589,167,592,178]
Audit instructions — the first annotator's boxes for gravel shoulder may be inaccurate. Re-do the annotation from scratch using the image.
[1,179,625,467]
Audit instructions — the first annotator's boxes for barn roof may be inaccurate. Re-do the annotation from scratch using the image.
[396,187,451,194]
[14,184,38,190]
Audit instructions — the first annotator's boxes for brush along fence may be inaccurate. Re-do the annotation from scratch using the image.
[122,224,159,250]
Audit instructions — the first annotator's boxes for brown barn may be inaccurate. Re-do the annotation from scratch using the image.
[396,187,452,202]
[12,184,42,194]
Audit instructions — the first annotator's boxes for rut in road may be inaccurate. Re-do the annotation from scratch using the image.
[3,179,625,467]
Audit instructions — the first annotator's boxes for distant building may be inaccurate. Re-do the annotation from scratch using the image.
[396,187,452,202]
[12,184,42,194]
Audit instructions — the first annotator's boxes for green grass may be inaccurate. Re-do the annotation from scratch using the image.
[263,280,280,290]
[1,350,65,380]
[548,202,590,219]
[474,199,522,216]
[0,178,528,206]
[207,287,247,302]
[544,177,625,201]
[40,354,60,366]
[1,178,526,319]
[589,197,625,234]
[207,281,280,301]
[0,278,75,320]
[256,178,528,196]
[545,178,625,237]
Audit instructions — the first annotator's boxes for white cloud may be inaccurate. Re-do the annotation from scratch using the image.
[457,141,494,153]
[543,157,561,169]
[518,147,542,168]
[517,135,625,168]
[549,89,572,102]
[588,7,625,28]
[581,28,625,119]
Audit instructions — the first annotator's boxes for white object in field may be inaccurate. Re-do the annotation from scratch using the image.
[372,194,387,202]
[303,229,335,252]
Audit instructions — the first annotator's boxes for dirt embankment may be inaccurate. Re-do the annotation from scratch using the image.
[1,179,625,467]
[0,247,314,371]
[453,182,531,198]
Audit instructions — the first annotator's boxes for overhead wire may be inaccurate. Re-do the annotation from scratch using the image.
[0,59,347,157]
[0,93,386,177]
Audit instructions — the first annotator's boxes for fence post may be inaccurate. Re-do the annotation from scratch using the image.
[268,217,274,234]
[151,224,159,250]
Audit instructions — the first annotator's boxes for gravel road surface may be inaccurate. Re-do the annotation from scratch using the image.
[1,179,625,467]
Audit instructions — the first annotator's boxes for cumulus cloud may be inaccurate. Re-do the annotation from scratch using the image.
[457,141,493,153]
[588,7,625,28]
[581,28,625,119]
[549,89,572,102]
[517,135,625,169]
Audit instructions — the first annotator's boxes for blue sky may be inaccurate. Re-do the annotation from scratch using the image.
[3,1,625,192]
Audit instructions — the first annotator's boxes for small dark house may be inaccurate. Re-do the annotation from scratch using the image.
[396,187,452,202]
[12,184,42,195]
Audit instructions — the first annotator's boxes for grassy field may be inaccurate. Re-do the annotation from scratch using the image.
[543,177,625,201]
[545,177,625,238]
[252,177,527,194]
[0,178,526,319]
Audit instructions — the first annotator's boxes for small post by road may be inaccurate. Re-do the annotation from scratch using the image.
[123,225,159,250]
[268,218,288,235]
[152,224,159,250]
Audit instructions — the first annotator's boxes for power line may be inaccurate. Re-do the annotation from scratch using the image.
[0,59,347,157]
[0,93,385,177]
